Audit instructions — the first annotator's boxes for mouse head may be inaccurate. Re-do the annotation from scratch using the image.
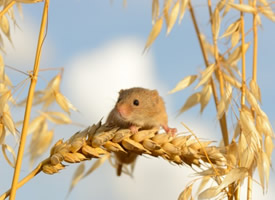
[115,87,163,124]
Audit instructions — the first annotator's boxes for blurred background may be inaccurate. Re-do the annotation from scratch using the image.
[0,0,274,199]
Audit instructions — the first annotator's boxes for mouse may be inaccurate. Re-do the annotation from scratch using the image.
[106,87,177,134]
[105,87,177,176]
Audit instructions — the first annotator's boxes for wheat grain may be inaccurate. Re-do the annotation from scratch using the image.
[40,121,226,175]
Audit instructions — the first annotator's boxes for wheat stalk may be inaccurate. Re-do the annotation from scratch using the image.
[0,120,227,199]
[45,122,226,174]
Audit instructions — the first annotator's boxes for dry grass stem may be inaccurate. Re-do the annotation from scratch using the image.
[240,0,246,108]
[247,1,259,198]
[188,1,229,145]
[252,0,258,82]
[208,0,229,146]
[237,0,246,198]
[0,158,49,200]
[9,1,49,199]
[0,1,15,18]
[247,167,253,200]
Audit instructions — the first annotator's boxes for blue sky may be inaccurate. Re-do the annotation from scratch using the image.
[1,0,275,199]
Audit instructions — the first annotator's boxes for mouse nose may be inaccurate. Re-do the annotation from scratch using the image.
[116,105,129,117]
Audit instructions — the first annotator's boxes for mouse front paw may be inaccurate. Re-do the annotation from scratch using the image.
[130,125,140,134]
[162,125,177,136]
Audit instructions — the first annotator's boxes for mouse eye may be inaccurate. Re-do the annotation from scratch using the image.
[133,99,139,106]
[117,97,122,103]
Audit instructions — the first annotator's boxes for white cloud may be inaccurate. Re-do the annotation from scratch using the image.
[63,38,194,200]
[111,157,194,200]
[63,37,164,124]
[62,37,275,200]
[3,15,55,71]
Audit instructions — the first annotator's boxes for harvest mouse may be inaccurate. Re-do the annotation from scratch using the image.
[105,87,177,176]
[106,87,177,134]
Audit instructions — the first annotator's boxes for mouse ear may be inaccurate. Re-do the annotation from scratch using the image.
[151,90,159,97]
[119,89,124,95]
[151,90,160,104]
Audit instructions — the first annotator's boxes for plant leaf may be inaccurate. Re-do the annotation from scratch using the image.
[2,143,16,167]
[249,79,261,103]
[166,1,180,35]
[212,8,220,39]
[217,84,232,119]
[229,3,256,13]
[2,111,16,135]
[144,17,163,51]
[179,0,189,24]
[178,184,193,200]
[264,136,273,162]
[0,54,4,79]
[55,92,70,114]
[169,75,197,94]
[67,163,85,196]
[41,111,72,124]
[258,6,275,22]
[198,186,220,200]
[220,19,240,38]
[0,123,6,144]
[257,150,270,192]
[0,15,11,42]
[227,42,250,65]
[231,30,240,48]
[163,0,172,26]
[30,129,54,166]
[152,0,160,24]
[246,88,261,114]
[83,154,110,178]
[240,107,261,150]
[218,167,247,190]
[28,115,46,135]
[223,73,241,89]
[179,92,201,114]
[47,74,61,91]
[195,64,216,89]
[197,176,211,194]
[200,83,212,113]
[256,111,273,137]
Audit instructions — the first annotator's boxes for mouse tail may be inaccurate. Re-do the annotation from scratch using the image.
[116,163,123,176]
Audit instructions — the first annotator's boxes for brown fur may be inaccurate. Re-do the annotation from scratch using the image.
[105,87,176,176]
[106,87,168,129]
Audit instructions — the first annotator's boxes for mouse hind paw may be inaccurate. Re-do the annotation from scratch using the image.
[162,125,177,136]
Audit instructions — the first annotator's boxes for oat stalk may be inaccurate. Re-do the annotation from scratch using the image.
[9,1,49,199]
[235,0,247,199]
[247,167,253,200]
[240,0,246,108]
[252,0,258,82]
[188,1,229,145]
[0,1,15,18]
[0,158,49,200]
[247,0,259,198]
[206,1,233,198]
